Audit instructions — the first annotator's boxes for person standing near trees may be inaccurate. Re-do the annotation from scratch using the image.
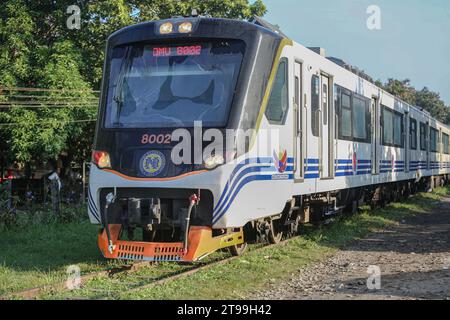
[48,171,61,215]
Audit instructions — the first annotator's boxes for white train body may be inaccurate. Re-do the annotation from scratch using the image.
[89,17,449,261]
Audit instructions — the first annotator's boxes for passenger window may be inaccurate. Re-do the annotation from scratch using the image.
[443,133,449,154]
[311,75,320,137]
[323,83,328,125]
[335,85,371,142]
[420,122,427,151]
[430,128,438,152]
[393,113,403,147]
[294,76,301,135]
[382,107,403,148]
[352,96,369,141]
[410,118,417,150]
[382,107,394,145]
[339,92,352,139]
[265,59,289,125]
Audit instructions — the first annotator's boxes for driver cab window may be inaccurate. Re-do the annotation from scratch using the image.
[265,58,289,125]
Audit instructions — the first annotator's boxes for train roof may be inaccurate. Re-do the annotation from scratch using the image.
[107,16,284,48]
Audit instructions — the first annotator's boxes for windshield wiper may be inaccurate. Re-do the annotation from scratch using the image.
[113,47,132,126]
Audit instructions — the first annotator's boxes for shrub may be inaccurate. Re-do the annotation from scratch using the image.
[0,185,88,230]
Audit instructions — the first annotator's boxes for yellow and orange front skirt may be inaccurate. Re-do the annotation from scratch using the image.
[98,225,244,262]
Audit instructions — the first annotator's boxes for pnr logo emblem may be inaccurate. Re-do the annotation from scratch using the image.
[274,150,288,173]
[140,151,165,177]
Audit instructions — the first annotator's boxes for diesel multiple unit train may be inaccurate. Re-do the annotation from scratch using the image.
[89,16,450,262]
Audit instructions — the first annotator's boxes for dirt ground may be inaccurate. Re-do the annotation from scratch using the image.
[252,197,450,300]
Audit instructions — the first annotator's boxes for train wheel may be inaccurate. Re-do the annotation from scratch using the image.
[267,219,283,244]
[229,242,248,256]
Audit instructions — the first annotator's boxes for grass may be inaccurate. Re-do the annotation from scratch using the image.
[0,209,126,296]
[1,186,448,299]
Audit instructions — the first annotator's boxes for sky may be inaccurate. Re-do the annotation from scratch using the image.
[262,0,450,105]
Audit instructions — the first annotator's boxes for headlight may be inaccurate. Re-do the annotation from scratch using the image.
[204,155,225,170]
[92,151,111,169]
[178,22,193,33]
[159,22,173,34]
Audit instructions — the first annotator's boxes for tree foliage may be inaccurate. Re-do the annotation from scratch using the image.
[0,0,266,174]
[381,78,450,124]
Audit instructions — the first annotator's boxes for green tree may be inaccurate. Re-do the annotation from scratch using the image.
[132,0,266,21]
[382,78,450,124]
[0,0,267,177]
[415,87,449,124]
[0,0,35,88]
[70,0,266,88]
[0,39,96,176]
[383,79,416,106]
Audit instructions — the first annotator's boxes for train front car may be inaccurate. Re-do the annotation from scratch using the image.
[88,17,291,262]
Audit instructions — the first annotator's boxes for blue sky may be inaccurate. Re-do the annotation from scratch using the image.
[262,0,450,105]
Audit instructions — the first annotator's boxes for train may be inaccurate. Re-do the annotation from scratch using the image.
[88,15,450,262]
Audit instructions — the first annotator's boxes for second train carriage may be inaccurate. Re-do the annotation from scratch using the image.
[88,16,450,262]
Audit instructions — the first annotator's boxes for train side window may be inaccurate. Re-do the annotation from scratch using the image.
[322,83,328,125]
[265,59,289,125]
[339,91,352,140]
[382,106,404,148]
[420,122,427,151]
[430,127,439,152]
[352,96,370,142]
[393,112,404,147]
[443,133,449,154]
[410,118,417,150]
[382,107,394,145]
[311,75,320,137]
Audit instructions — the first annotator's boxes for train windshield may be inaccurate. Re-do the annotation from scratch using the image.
[104,40,244,128]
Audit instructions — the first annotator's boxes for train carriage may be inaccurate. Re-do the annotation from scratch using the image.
[88,16,450,262]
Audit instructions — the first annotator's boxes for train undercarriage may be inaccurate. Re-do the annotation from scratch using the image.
[97,175,449,262]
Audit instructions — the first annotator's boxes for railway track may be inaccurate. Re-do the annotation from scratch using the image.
[0,261,153,300]
[1,238,292,300]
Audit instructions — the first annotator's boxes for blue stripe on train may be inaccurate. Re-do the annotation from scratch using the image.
[336,159,353,164]
[336,166,353,171]
[88,189,100,223]
[212,157,295,221]
[213,160,294,218]
[212,173,294,224]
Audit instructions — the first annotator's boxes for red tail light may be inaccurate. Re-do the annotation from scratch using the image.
[92,151,111,169]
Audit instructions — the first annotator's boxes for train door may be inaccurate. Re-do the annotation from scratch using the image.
[439,129,442,169]
[404,111,409,173]
[293,61,304,181]
[371,97,379,175]
[426,122,431,170]
[320,74,333,179]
